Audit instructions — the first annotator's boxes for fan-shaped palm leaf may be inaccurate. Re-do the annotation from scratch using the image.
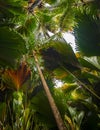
[74,13,100,56]
[0,27,26,67]
[40,40,81,72]
[2,62,31,90]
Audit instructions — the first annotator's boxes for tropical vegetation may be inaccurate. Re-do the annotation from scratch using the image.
[0,0,100,130]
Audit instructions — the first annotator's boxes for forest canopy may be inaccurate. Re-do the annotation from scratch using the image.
[0,0,100,130]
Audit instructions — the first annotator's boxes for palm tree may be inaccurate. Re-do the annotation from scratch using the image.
[0,0,100,130]
[33,50,67,130]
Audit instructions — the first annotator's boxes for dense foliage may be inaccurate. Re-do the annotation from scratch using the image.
[0,0,100,130]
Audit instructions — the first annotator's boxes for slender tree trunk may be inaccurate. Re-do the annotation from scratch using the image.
[33,51,67,130]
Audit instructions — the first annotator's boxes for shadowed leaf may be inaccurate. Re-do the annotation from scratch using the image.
[40,40,81,72]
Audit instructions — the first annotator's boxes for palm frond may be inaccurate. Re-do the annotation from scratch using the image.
[0,27,26,67]
[40,40,81,71]
[78,56,100,71]
[2,62,31,90]
[31,88,68,128]
[74,13,100,56]
[31,90,57,128]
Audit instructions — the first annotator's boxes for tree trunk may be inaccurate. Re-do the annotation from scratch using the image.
[33,51,67,130]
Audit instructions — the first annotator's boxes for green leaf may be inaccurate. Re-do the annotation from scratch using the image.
[0,102,6,123]
[0,27,26,67]
[40,40,81,71]
[24,17,37,33]
[83,56,100,70]
[31,88,68,128]
[79,57,100,71]
[60,5,75,31]
[67,106,84,124]
[84,56,100,69]
[0,0,26,18]
[81,71,100,81]
[31,91,56,127]
[74,13,100,56]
